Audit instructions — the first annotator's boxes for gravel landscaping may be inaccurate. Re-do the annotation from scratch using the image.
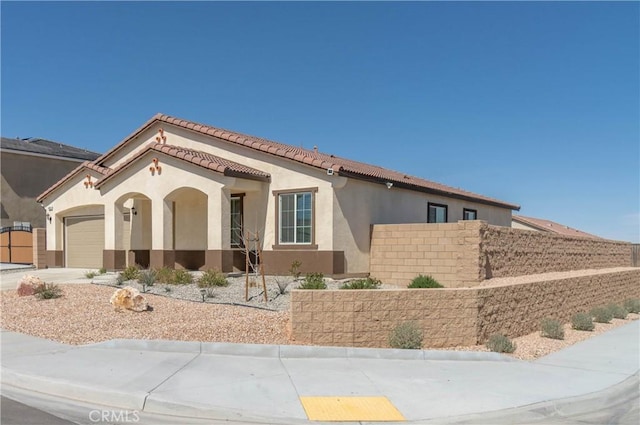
[1,274,637,361]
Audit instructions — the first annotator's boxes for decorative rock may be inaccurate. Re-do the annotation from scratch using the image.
[110,286,149,312]
[16,275,44,296]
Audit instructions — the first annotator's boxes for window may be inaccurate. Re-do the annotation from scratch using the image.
[427,202,448,223]
[463,208,477,220]
[230,196,243,247]
[273,188,317,247]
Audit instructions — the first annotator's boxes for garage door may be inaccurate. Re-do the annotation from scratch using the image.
[65,216,104,268]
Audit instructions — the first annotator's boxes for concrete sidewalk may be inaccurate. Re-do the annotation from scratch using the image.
[1,321,638,424]
[0,268,114,290]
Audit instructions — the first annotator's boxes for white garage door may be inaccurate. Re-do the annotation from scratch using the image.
[65,216,104,268]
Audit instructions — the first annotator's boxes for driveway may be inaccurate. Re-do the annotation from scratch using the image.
[0,268,100,291]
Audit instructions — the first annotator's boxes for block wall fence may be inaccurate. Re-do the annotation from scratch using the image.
[290,268,640,348]
[369,221,633,288]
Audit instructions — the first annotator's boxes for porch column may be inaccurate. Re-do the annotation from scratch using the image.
[104,203,126,270]
[205,189,232,271]
[150,198,175,268]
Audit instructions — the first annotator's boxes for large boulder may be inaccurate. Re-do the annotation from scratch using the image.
[110,286,149,312]
[16,275,44,296]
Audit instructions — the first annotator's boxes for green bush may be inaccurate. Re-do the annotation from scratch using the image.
[121,265,140,281]
[84,271,98,279]
[407,275,443,289]
[340,277,381,290]
[389,322,423,349]
[155,266,173,284]
[623,298,640,314]
[170,269,193,285]
[138,269,157,288]
[289,260,302,280]
[485,334,516,353]
[34,283,63,300]
[98,267,107,275]
[197,269,228,288]
[540,318,564,340]
[571,312,595,331]
[298,272,326,290]
[607,303,628,320]
[591,306,613,323]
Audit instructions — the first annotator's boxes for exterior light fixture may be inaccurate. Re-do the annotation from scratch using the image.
[386,182,393,189]
[131,207,137,216]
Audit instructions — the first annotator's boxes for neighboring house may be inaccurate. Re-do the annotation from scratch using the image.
[37,113,520,273]
[1,137,100,229]
[512,214,601,239]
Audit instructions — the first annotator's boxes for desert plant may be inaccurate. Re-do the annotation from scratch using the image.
[155,266,173,284]
[164,286,172,293]
[540,318,564,340]
[170,269,193,285]
[591,306,613,323]
[274,277,291,295]
[98,267,107,275]
[138,269,157,290]
[607,303,628,320]
[115,273,125,286]
[389,321,423,349]
[84,271,98,279]
[623,298,640,314]
[205,288,216,298]
[298,272,326,290]
[121,265,140,281]
[34,283,63,300]
[407,274,443,289]
[289,260,302,281]
[340,277,382,290]
[197,269,228,288]
[486,334,516,353]
[571,312,595,331]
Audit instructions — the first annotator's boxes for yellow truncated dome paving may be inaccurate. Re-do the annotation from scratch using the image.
[300,396,405,421]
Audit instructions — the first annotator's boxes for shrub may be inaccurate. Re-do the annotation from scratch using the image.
[486,334,516,353]
[274,277,290,295]
[591,306,613,323]
[170,269,193,285]
[540,318,564,340]
[571,312,595,331]
[340,277,382,290]
[205,288,216,298]
[138,269,157,288]
[85,271,98,279]
[607,303,628,320]
[389,322,423,349]
[155,266,173,284]
[298,272,326,290]
[289,260,302,281]
[197,269,228,288]
[623,298,640,314]
[34,283,62,300]
[121,265,140,281]
[115,273,125,286]
[407,275,443,289]
[98,267,107,275]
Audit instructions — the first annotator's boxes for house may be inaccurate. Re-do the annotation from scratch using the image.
[1,137,100,229]
[512,214,601,239]
[37,114,520,274]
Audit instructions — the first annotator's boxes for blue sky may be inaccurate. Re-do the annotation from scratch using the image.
[2,1,638,242]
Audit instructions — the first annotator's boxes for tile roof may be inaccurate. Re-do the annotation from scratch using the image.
[512,215,601,239]
[36,161,111,202]
[94,143,270,189]
[1,137,100,161]
[94,114,520,210]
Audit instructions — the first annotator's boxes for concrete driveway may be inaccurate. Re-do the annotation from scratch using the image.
[0,268,105,291]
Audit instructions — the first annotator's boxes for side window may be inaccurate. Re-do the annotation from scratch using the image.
[463,208,477,220]
[427,202,448,223]
[230,196,243,247]
[276,190,314,245]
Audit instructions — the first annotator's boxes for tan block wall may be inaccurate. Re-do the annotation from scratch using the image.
[480,225,633,279]
[369,221,483,288]
[291,288,479,348]
[370,221,633,287]
[32,228,47,269]
[476,269,640,342]
[290,268,640,349]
